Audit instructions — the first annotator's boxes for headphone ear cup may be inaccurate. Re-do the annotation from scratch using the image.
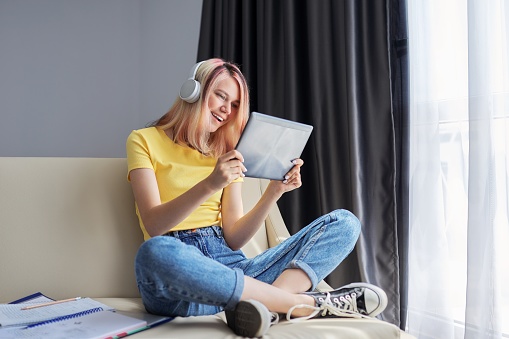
[179,78,201,103]
[179,61,205,103]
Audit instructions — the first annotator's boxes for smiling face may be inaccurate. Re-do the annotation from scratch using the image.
[206,76,240,133]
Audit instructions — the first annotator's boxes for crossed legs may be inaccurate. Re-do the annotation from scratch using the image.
[241,269,316,317]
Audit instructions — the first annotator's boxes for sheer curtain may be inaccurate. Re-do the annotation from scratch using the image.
[407,0,509,338]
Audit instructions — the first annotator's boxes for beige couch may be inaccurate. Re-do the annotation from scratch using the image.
[0,157,415,338]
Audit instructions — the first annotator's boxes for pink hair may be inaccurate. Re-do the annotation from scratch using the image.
[152,58,250,157]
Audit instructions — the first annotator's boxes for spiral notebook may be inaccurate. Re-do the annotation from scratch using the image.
[0,293,148,338]
[1,310,148,339]
[0,296,113,327]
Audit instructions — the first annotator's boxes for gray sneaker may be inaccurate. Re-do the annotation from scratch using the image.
[287,282,388,321]
[225,299,279,337]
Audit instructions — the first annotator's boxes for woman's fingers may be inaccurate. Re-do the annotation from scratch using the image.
[283,158,304,183]
[221,150,244,163]
[211,150,247,188]
[283,173,302,187]
[292,158,304,167]
[221,150,247,175]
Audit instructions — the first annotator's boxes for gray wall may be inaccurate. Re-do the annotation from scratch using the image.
[0,0,203,157]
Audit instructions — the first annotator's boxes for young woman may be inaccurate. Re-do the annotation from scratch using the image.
[126,58,387,337]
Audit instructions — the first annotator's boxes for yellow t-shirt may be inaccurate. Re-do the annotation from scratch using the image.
[126,127,240,240]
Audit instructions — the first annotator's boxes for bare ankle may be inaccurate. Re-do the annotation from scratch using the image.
[288,294,316,317]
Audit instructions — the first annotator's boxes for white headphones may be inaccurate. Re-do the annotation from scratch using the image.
[179,61,205,103]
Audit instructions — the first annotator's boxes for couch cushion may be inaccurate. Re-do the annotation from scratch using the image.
[239,177,269,257]
[0,157,142,301]
[96,297,411,339]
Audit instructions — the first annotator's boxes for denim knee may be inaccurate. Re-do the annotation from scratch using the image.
[134,235,245,316]
[282,209,361,289]
[329,209,361,247]
[135,236,185,281]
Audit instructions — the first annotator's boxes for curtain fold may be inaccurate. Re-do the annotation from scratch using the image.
[407,0,509,338]
[198,0,408,327]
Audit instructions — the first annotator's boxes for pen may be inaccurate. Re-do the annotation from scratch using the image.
[21,297,82,310]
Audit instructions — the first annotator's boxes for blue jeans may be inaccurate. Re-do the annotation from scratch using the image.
[135,209,361,317]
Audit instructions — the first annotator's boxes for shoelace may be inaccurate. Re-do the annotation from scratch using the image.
[286,292,371,323]
[270,312,280,325]
[333,292,358,313]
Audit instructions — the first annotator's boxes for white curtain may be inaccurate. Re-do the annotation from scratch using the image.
[407,0,509,338]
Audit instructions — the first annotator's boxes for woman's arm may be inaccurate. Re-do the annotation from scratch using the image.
[130,150,247,237]
[130,168,217,237]
[222,159,304,250]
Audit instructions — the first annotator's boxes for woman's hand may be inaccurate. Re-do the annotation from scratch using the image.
[222,158,304,250]
[206,150,247,191]
[267,158,304,195]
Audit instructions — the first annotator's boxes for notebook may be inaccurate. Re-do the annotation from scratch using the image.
[0,293,153,338]
[235,112,313,180]
[0,310,147,339]
[0,297,113,327]
[8,292,53,305]
[113,310,172,328]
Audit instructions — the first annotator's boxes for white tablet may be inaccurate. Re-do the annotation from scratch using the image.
[235,112,313,180]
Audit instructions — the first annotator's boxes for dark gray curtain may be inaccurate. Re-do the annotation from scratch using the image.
[197,0,408,328]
